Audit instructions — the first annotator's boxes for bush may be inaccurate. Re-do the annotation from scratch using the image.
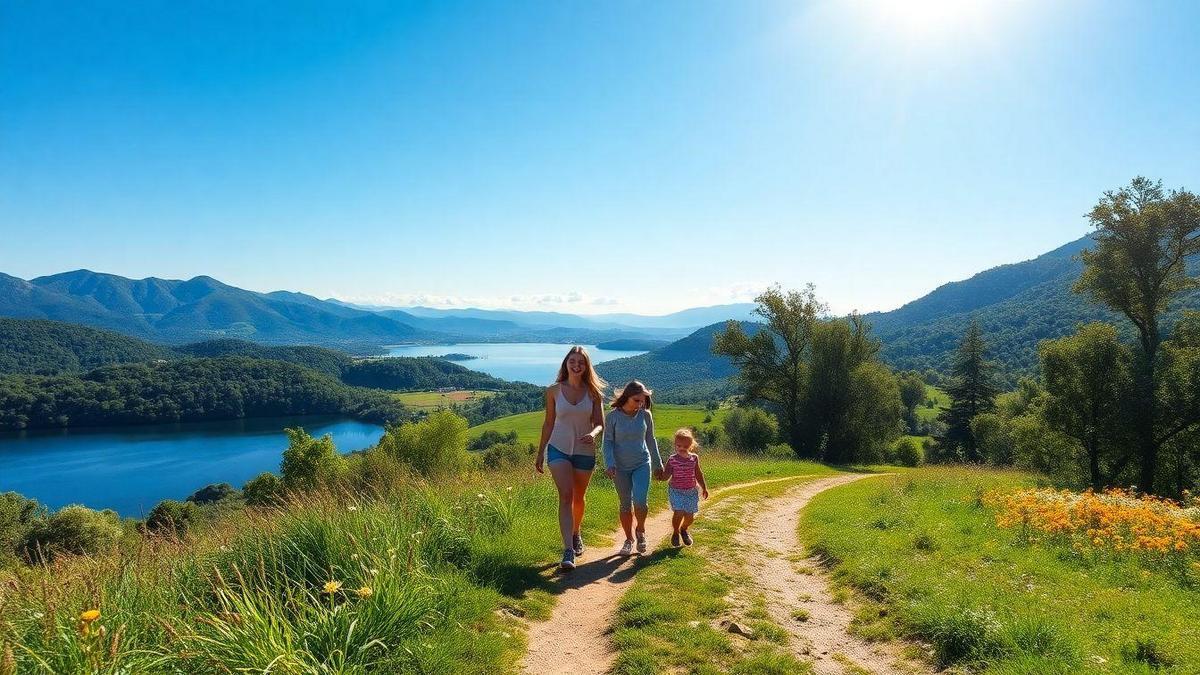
[22,505,123,562]
[468,430,518,452]
[696,425,727,449]
[377,410,470,477]
[144,499,200,536]
[722,407,779,453]
[186,483,240,505]
[481,442,533,471]
[280,427,348,489]
[242,472,284,506]
[763,443,796,460]
[890,437,924,467]
[0,492,44,564]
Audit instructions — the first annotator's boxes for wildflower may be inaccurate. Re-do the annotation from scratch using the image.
[323,580,343,595]
[80,609,101,623]
[351,553,359,560]
[348,505,358,512]
[506,486,513,491]
[477,493,485,499]
[355,586,373,599]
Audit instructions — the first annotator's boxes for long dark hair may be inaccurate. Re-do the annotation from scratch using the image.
[555,346,605,404]
[611,380,653,411]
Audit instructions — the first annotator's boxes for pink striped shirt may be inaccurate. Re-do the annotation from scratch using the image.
[666,453,699,490]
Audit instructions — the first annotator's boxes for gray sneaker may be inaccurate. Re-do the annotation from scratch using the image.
[619,539,634,556]
[636,531,647,554]
[681,529,693,546]
[560,548,576,571]
[572,533,584,556]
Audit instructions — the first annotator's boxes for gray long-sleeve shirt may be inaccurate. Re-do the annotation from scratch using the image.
[602,408,664,472]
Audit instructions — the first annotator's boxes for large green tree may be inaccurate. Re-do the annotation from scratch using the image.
[715,286,902,461]
[938,321,999,461]
[1039,322,1133,490]
[1074,177,1200,494]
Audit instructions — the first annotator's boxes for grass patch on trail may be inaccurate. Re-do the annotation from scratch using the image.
[469,404,728,446]
[610,477,834,675]
[395,389,495,411]
[0,449,826,674]
[800,467,1200,673]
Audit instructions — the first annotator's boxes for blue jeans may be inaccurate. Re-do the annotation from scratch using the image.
[613,464,651,512]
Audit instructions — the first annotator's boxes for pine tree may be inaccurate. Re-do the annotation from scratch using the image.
[939,321,998,461]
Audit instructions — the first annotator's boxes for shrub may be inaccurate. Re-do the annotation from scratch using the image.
[467,430,518,452]
[890,437,924,467]
[0,492,44,564]
[481,442,533,471]
[763,443,796,460]
[22,505,123,562]
[242,472,284,506]
[722,407,779,453]
[280,428,348,489]
[696,425,727,449]
[144,499,200,536]
[376,410,470,477]
[186,483,240,505]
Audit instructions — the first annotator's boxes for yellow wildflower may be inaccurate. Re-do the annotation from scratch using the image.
[323,580,342,595]
[80,609,101,623]
[355,586,373,599]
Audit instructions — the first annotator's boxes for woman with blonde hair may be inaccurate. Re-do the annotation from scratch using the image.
[602,380,664,556]
[536,346,606,571]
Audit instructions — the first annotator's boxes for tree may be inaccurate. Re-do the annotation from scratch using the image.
[1074,177,1200,494]
[376,410,470,477]
[242,472,284,506]
[939,321,999,461]
[144,499,200,536]
[897,372,927,434]
[1039,323,1133,490]
[280,428,347,489]
[22,506,123,562]
[716,286,903,461]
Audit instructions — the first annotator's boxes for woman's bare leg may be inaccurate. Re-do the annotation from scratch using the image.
[549,461,576,550]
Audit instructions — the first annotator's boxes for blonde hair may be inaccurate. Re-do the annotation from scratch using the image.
[611,380,654,411]
[555,346,606,405]
[674,428,698,451]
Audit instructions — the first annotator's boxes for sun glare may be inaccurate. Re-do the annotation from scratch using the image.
[850,0,1009,43]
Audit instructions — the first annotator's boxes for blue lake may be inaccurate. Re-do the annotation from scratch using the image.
[0,416,383,516]
[384,342,646,385]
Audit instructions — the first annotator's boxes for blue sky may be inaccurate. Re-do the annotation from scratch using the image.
[2,1,1198,315]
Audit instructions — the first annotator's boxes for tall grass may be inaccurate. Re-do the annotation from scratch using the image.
[0,447,822,673]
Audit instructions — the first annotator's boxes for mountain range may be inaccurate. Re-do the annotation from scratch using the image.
[0,270,747,348]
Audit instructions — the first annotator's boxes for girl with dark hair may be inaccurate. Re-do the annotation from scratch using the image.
[536,346,606,571]
[602,380,664,556]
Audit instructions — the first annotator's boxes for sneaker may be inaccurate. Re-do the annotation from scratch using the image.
[681,529,693,546]
[671,531,682,547]
[560,548,576,571]
[572,533,584,556]
[636,531,648,554]
[619,539,634,556]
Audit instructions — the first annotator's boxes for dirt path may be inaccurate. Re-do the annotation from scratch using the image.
[520,474,817,675]
[734,476,931,674]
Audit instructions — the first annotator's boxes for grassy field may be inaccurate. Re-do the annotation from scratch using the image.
[394,389,495,411]
[469,404,727,446]
[611,476,835,675]
[800,467,1200,673]
[0,439,822,674]
[914,385,949,423]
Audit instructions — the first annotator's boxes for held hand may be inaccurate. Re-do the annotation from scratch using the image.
[577,433,595,446]
[653,469,665,481]
[605,467,616,480]
[701,488,709,500]
[535,453,545,474]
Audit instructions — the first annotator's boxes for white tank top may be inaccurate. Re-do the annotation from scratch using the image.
[547,386,594,456]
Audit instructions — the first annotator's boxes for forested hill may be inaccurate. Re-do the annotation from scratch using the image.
[0,270,441,347]
[0,318,172,375]
[596,322,761,402]
[867,235,1200,379]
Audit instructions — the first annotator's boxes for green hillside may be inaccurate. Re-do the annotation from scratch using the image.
[596,322,760,402]
[469,403,727,446]
[0,318,171,375]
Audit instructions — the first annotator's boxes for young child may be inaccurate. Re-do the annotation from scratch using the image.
[663,428,708,546]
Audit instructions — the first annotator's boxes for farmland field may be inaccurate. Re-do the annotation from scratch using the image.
[395,389,496,411]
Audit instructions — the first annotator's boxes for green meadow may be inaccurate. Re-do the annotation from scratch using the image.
[394,389,496,411]
[469,403,728,446]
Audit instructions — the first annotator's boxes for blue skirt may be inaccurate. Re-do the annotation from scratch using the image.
[668,486,700,514]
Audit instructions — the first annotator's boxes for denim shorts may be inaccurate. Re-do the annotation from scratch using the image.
[546,445,596,471]
[613,464,651,512]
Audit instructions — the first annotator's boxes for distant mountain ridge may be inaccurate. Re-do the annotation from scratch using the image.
[0,270,755,348]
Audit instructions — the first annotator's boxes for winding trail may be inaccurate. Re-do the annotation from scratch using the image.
[733,477,931,674]
[521,473,907,675]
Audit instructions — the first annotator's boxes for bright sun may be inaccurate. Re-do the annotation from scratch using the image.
[853,0,1009,41]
